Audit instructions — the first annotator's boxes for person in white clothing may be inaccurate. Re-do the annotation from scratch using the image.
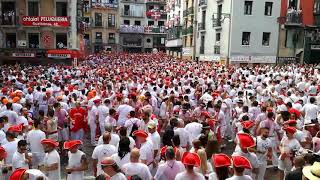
[111,137,131,167]
[10,168,48,180]
[208,153,232,180]
[175,152,205,180]
[117,101,134,126]
[89,99,100,146]
[12,140,32,170]
[64,140,88,180]
[2,131,19,167]
[97,123,120,149]
[26,120,46,168]
[92,132,117,176]
[147,121,161,162]
[98,99,109,135]
[226,156,253,180]
[133,130,154,170]
[122,148,152,180]
[256,127,272,180]
[154,146,185,180]
[301,97,319,124]
[40,139,60,180]
[98,157,126,180]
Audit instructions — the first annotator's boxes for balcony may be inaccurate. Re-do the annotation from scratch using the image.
[285,11,303,27]
[187,26,193,34]
[145,26,166,34]
[146,0,166,4]
[188,7,194,15]
[121,0,145,3]
[199,0,207,7]
[95,39,103,43]
[167,27,181,40]
[0,48,47,58]
[121,9,144,18]
[183,10,188,17]
[91,2,118,9]
[122,42,142,47]
[108,38,116,44]
[0,15,18,26]
[146,11,167,19]
[198,23,205,31]
[182,28,188,35]
[119,25,145,33]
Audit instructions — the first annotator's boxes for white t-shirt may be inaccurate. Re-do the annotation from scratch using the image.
[44,149,60,180]
[111,153,131,168]
[140,140,154,166]
[97,133,120,149]
[92,144,117,175]
[154,160,185,180]
[301,103,319,124]
[226,175,253,180]
[12,151,29,170]
[0,110,19,125]
[17,116,29,127]
[174,127,189,148]
[111,172,127,180]
[175,171,205,180]
[124,118,141,136]
[185,122,202,144]
[2,139,19,165]
[26,169,49,180]
[256,136,272,163]
[148,132,161,153]
[122,162,152,180]
[26,129,46,153]
[117,104,134,126]
[98,105,109,123]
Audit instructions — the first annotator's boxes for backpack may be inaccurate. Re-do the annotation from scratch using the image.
[130,119,139,137]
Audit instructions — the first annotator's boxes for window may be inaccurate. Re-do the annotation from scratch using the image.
[160,6,165,11]
[262,32,270,46]
[264,2,273,16]
[190,36,193,46]
[124,5,130,16]
[28,33,39,48]
[56,33,67,49]
[28,2,39,16]
[148,21,154,26]
[216,33,221,42]
[6,33,16,48]
[242,32,251,45]
[202,10,206,29]
[109,33,115,39]
[134,21,141,25]
[124,20,130,25]
[158,21,164,26]
[56,2,67,16]
[200,35,205,54]
[83,1,90,13]
[84,34,90,46]
[148,5,154,10]
[1,2,16,25]
[108,14,115,27]
[244,1,253,15]
[217,5,222,26]
[214,45,220,54]
[95,13,102,26]
[96,32,102,39]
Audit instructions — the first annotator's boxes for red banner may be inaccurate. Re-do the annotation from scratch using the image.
[22,16,70,27]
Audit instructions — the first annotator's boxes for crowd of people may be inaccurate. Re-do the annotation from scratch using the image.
[0,52,320,180]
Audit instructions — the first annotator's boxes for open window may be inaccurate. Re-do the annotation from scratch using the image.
[28,33,39,48]
[56,33,67,49]
[1,2,16,25]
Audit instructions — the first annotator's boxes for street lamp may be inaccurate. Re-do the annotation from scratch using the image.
[211,12,231,66]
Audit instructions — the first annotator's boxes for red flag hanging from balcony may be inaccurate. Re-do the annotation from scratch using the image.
[42,31,53,49]
[151,12,161,21]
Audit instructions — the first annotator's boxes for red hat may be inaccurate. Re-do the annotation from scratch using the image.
[7,125,22,133]
[201,111,211,118]
[284,120,297,126]
[283,126,296,134]
[232,155,252,169]
[237,133,255,149]
[160,146,178,157]
[93,98,101,103]
[132,130,148,139]
[212,153,231,168]
[241,120,255,129]
[63,140,82,150]
[288,108,300,118]
[41,139,59,147]
[116,93,123,99]
[181,152,201,167]
[207,119,217,129]
[9,168,27,180]
[0,146,7,158]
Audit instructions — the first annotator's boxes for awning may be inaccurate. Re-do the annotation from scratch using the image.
[47,49,82,59]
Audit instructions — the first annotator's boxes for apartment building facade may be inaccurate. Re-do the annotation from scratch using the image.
[118,0,166,52]
[0,0,84,62]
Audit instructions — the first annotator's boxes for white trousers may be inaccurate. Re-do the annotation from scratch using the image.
[90,122,97,145]
[258,161,267,180]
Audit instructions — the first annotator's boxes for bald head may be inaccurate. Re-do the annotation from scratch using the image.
[102,132,111,144]
[130,148,140,162]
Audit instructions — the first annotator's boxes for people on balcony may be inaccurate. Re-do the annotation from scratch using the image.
[1,11,15,25]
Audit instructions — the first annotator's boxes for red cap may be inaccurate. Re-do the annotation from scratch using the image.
[283,126,296,134]
[241,120,255,129]
[232,155,252,169]
[0,146,7,158]
[7,125,23,133]
[284,120,297,126]
[116,93,123,99]
[160,146,178,157]
[212,153,231,168]
[9,168,27,180]
[237,133,255,149]
[133,130,148,139]
[201,111,211,118]
[63,140,82,150]
[93,98,101,103]
[288,108,300,118]
[41,139,59,147]
[181,152,201,167]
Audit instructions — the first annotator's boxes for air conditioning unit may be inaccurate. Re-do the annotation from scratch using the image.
[18,40,27,47]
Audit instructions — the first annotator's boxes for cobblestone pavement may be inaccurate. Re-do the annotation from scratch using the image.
[60,135,279,180]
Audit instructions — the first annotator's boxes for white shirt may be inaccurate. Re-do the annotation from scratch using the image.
[92,144,117,175]
[174,127,189,148]
[124,118,141,136]
[256,136,272,163]
[185,122,202,144]
[111,153,131,167]
[98,105,109,123]
[117,104,134,126]
[26,169,49,180]
[301,103,319,124]
[97,133,120,149]
[44,149,60,180]
[148,132,161,157]
[226,175,253,180]
[122,162,152,180]
[67,150,85,180]
[111,172,127,180]
[17,116,29,127]
[175,171,205,180]
[154,160,185,180]
[12,151,29,170]
[0,110,19,125]
[140,140,154,166]
[2,139,18,165]
[27,129,46,153]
